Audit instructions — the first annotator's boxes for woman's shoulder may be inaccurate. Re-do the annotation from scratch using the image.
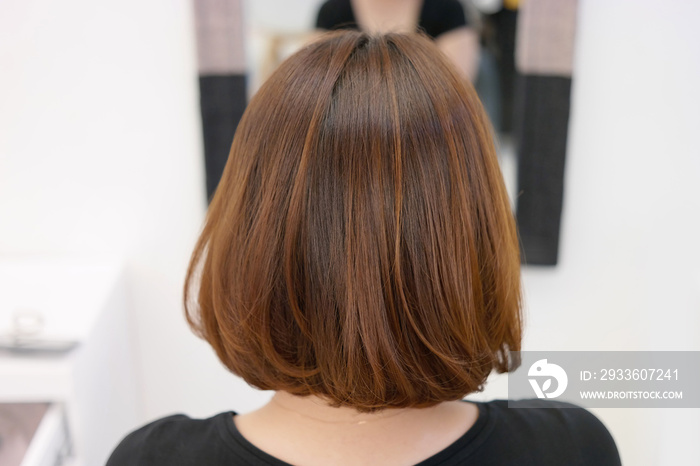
[472,399,621,465]
[106,412,233,466]
[106,402,620,466]
[420,0,469,37]
[316,0,355,31]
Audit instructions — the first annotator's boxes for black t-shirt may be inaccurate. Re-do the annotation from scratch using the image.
[107,399,621,465]
[315,0,468,39]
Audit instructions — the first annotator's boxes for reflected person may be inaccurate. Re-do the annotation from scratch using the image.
[316,0,479,80]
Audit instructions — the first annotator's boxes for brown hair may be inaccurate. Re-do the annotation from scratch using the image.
[185,31,521,412]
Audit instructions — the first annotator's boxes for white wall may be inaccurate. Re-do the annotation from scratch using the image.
[1,0,698,464]
[519,1,700,464]
[0,0,271,426]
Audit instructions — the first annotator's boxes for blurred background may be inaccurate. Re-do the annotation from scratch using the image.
[0,0,698,465]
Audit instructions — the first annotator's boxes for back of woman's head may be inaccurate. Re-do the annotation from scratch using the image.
[185,31,521,412]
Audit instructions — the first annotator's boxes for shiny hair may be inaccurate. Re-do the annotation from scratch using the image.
[185,31,521,412]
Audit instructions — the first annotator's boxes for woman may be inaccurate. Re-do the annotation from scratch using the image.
[108,31,619,465]
[316,0,479,80]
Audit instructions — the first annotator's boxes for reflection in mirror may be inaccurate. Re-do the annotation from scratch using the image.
[193,0,577,266]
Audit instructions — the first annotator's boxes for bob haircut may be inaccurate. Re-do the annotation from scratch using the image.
[185,31,522,412]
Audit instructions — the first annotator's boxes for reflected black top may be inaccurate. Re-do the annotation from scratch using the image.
[315,0,469,39]
[107,399,621,465]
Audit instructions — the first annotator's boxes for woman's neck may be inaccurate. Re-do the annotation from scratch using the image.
[350,0,424,34]
[233,391,479,466]
[268,390,432,425]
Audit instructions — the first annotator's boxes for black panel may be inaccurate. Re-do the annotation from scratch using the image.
[514,75,572,266]
[199,74,247,201]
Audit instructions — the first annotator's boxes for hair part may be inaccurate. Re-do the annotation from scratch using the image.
[185,31,522,412]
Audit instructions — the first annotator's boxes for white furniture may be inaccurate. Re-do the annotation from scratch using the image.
[0,258,140,466]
